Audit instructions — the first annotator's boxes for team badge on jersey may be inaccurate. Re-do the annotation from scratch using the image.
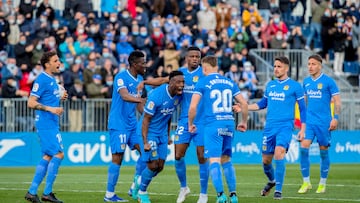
[317,83,323,89]
[262,145,267,151]
[193,76,199,83]
[283,85,289,90]
[174,99,179,106]
[121,144,126,150]
[147,101,155,110]
[117,79,124,86]
[152,151,157,157]
[174,135,179,141]
[32,83,39,92]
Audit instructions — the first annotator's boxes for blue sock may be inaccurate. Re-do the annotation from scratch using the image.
[320,150,330,179]
[29,159,49,195]
[199,162,209,194]
[43,157,62,195]
[209,162,223,193]
[222,161,236,193]
[300,147,310,178]
[263,163,275,182]
[135,158,146,176]
[139,167,156,191]
[106,163,120,192]
[274,159,285,192]
[175,158,187,187]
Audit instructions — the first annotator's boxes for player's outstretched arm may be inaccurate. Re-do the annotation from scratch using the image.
[329,94,341,131]
[28,95,64,116]
[119,88,144,103]
[235,94,248,132]
[142,113,152,151]
[188,94,201,133]
[137,76,170,93]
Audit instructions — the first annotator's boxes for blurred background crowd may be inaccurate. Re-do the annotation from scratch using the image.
[0,0,359,101]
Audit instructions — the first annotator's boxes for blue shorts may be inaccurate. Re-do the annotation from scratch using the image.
[262,124,293,155]
[37,129,64,156]
[109,128,141,154]
[174,119,204,147]
[204,125,233,158]
[141,135,168,162]
[304,123,331,147]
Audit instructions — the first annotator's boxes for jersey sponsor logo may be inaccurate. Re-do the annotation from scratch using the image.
[160,107,175,115]
[193,76,199,82]
[32,83,39,92]
[283,85,289,90]
[306,89,322,99]
[147,101,155,110]
[174,99,179,106]
[268,91,285,101]
[317,83,323,89]
[0,139,25,158]
[117,79,124,86]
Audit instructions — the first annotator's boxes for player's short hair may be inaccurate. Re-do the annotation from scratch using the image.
[187,46,201,52]
[308,54,322,64]
[40,51,58,69]
[275,56,290,65]
[169,70,184,81]
[201,55,218,67]
[128,50,145,66]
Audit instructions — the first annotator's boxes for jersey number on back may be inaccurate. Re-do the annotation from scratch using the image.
[210,89,232,113]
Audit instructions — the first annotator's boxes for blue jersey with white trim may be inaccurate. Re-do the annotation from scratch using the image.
[194,73,240,126]
[179,66,204,125]
[108,70,143,130]
[263,78,305,127]
[303,73,339,125]
[30,72,61,130]
[143,84,181,136]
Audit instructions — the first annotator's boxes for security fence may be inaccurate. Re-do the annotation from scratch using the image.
[0,98,359,132]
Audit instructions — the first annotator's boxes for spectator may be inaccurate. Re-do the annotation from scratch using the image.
[242,61,259,99]
[2,0,16,17]
[6,14,19,57]
[269,13,289,37]
[14,34,33,70]
[164,14,182,43]
[231,28,249,53]
[153,0,179,18]
[0,12,9,51]
[134,26,152,59]
[119,10,133,29]
[34,12,51,39]
[17,13,33,38]
[63,63,83,91]
[258,0,272,23]
[151,26,166,55]
[72,0,93,15]
[134,6,149,27]
[116,32,134,65]
[104,74,114,98]
[215,0,232,33]
[246,23,262,49]
[36,0,55,22]
[320,8,336,60]
[49,19,68,45]
[68,79,86,132]
[197,2,217,33]
[1,76,28,98]
[270,30,288,49]
[83,59,101,85]
[28,63,43,84]
[18,64,32,96]
[1,57,22,85]
[219,48,235,73]
[98,47,119,68]
[31,40,44,67]
[164,41,180,71]
[179,2,198,31]
[224,63,242,82]
[18,0,36,22]
[242,3,263,27]
[100,59,116,84]
[101,0,118,18]
[287,26,306,49]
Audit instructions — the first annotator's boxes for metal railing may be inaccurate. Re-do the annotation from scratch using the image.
[0,98,359,132]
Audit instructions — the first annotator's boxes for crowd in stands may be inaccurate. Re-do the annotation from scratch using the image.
[0,0,359,100]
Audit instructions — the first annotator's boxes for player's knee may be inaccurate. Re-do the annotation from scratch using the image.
[221,155,230,164]
[148,161,160,171]
[112,153,124,165]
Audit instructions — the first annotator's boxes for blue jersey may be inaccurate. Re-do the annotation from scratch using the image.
[179,66,205,125]
[303,73,339,125]
[30,72,61,130]
[194,73,241,127]
[108,70,143,130]
[143,84,181,137]
[262,78,304,127]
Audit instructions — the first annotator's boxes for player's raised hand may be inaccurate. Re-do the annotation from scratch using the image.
[189,124,197,133]
[48,107,64,116]
[233,103,242,113]
[236,122,247,132]
[329,118,338,131]
[144,143,151,151]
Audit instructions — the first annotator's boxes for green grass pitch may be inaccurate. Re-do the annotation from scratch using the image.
[0,164,359,203]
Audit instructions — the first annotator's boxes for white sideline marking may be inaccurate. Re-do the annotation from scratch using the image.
[0,187,359,202]
[0,181,357,188]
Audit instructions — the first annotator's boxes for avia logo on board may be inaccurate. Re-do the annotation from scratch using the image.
[0,139,25,158]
